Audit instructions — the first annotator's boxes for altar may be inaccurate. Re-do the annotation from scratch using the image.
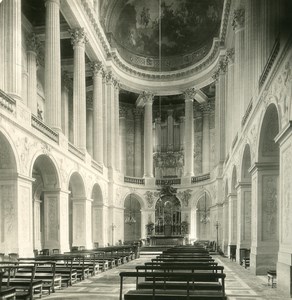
[149,235,185,246]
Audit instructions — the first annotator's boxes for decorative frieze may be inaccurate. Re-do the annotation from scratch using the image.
[232,8,245,31]
[69,28,88,47]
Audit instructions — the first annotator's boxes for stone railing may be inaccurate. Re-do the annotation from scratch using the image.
[31,115,59,143]
[91,159,103,174]
[241,100,253,127]
[191,173,210,184]
[0,89,16,113]
[156,178,181,186]
[68,142,85,161]
[259,37,280,89]
[124,176,145,185]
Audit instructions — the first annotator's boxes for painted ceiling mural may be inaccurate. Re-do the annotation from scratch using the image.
[102,0,223,70]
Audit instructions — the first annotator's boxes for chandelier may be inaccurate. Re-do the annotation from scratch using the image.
[200,192,210,224]
[125,194,136,225]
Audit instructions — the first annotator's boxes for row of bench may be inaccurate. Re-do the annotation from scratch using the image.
[0,245,139,299]
[119,243,227,300]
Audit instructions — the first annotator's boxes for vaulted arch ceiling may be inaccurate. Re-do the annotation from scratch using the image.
[100,0,224,71]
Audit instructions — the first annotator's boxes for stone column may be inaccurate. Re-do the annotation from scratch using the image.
[250,163,279,275]
[72,197,93,249]
[61,71,72,137]
[226,49,235,148]
[105,71,115,170]
[3,0,22,100]
[167,108,174,151]
[228,193,237,256]
[134,108,143,177]
[70,28,88,151]
[91,61,104,164]
[26,33,40,115]
[201,103,210,173]
[155,117,162,152]
[92,205,106,247]
[119,106,127,174]
[232,8,245,128]
[142,92,154,178]
[179,116,185,151]
[213,59,227,165]
[222,200,229,254]
[86,97,93,156]
[183,88,196,176]
[114,80,120,171]
[236,182,251,263]
[45,0,62,130]
[102,71,108,166]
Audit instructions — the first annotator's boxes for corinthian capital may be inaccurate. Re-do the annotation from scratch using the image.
[119,106,128,118]
[232,8,245,30]
[69,28,88,47]
[141,91,154,105]
[183,88,196,101]
[90,61,103,77]
[212,57,228,81]
[226,48,235,64]
[26,33,41,54]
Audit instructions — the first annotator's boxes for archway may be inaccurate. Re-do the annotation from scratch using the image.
[124,194,141,242]
[91,183,104,247]
[68,172,87,249]
[237,144,252,263]
[32,154,60,251]
[0,132,18,254]
[196,192,211,241]
[251,104,279,274]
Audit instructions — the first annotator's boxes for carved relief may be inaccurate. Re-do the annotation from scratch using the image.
[144,191,159,208]
[69,28,88,46]
[15,136,37,173]
[232,8,245,30]
[48,198,58,241]
[177,189,192,207]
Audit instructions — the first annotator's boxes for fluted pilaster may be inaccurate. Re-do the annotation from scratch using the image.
[155,117,161,152]
[119,106,127,174]
[183,88,196,176]
[70,27,88,150]
[27,33,41,115]
[91,61,104,164]
[61,71,72,137]
[134,108,143,177]
[86,96,93,156]
[201,103,210,173]
[142,92,154,178]
[113,79,120,171]
[45,0,62,130]
[3,0,22,100]
[102,71,108,166]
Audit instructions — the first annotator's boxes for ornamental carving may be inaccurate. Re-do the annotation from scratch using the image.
[153,151,184,168]
[105,71,113,84]
[144,191,159,208]
[140,91,154,104]
[90,61,103,77]
[62,71,73,90]
[183,88,196,100]
[226,48,235,63]
[119,106,128,118]
[26,32,41,54]
[177,189,192,207]
[212,57,228,80]
[86,96,93,110]
[232,8,245,30]
[69,28,88,46]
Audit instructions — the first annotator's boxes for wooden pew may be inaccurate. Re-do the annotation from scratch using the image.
[0,269,16,300]
[1,264,43,299]
[119,271,226,300]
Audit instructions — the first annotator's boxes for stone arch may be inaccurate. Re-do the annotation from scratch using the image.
[91,183,104,247]
[124,193,142,242]
[68,172,87,249]
[241,144,252,181]
[251,103,279,274]
[0,131,19,254]
[31,154,60,251]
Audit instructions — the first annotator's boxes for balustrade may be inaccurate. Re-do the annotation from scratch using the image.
[191,173,210,184]
[31,114,59,143]
[0,89,16,113]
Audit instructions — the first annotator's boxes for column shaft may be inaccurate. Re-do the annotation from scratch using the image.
[61,85,69,136]
[71,28,87,150]
[201,106,210,173]
[114,84,120,171]
[179,117,185,151]
[0,3,4,90]
[183,88,195,176]
[86,106,93,156]
[143,93,154,178]
[134,109,143,177]
[27,51,38,115]
[102,76,108,166]
[91,62,104,164]
[119,107,127,174]
[3,0,22,100]
[45,0,61,130]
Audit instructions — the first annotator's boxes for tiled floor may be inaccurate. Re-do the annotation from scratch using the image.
[45,255,291,300]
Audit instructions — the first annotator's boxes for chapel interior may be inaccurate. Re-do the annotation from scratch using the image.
[0,0,292,299]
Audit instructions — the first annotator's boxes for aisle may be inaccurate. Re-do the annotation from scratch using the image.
[46,255,290,300]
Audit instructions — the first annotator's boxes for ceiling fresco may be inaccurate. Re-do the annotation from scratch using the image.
[102,0,223,70]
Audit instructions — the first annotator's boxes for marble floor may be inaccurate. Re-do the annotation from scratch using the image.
[45,255,291,300]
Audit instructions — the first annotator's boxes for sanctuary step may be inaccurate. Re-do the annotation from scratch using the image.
[140,245,175,255]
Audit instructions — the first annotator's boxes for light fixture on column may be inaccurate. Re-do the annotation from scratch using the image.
[200,192,210,224]
[125,194,136,225]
